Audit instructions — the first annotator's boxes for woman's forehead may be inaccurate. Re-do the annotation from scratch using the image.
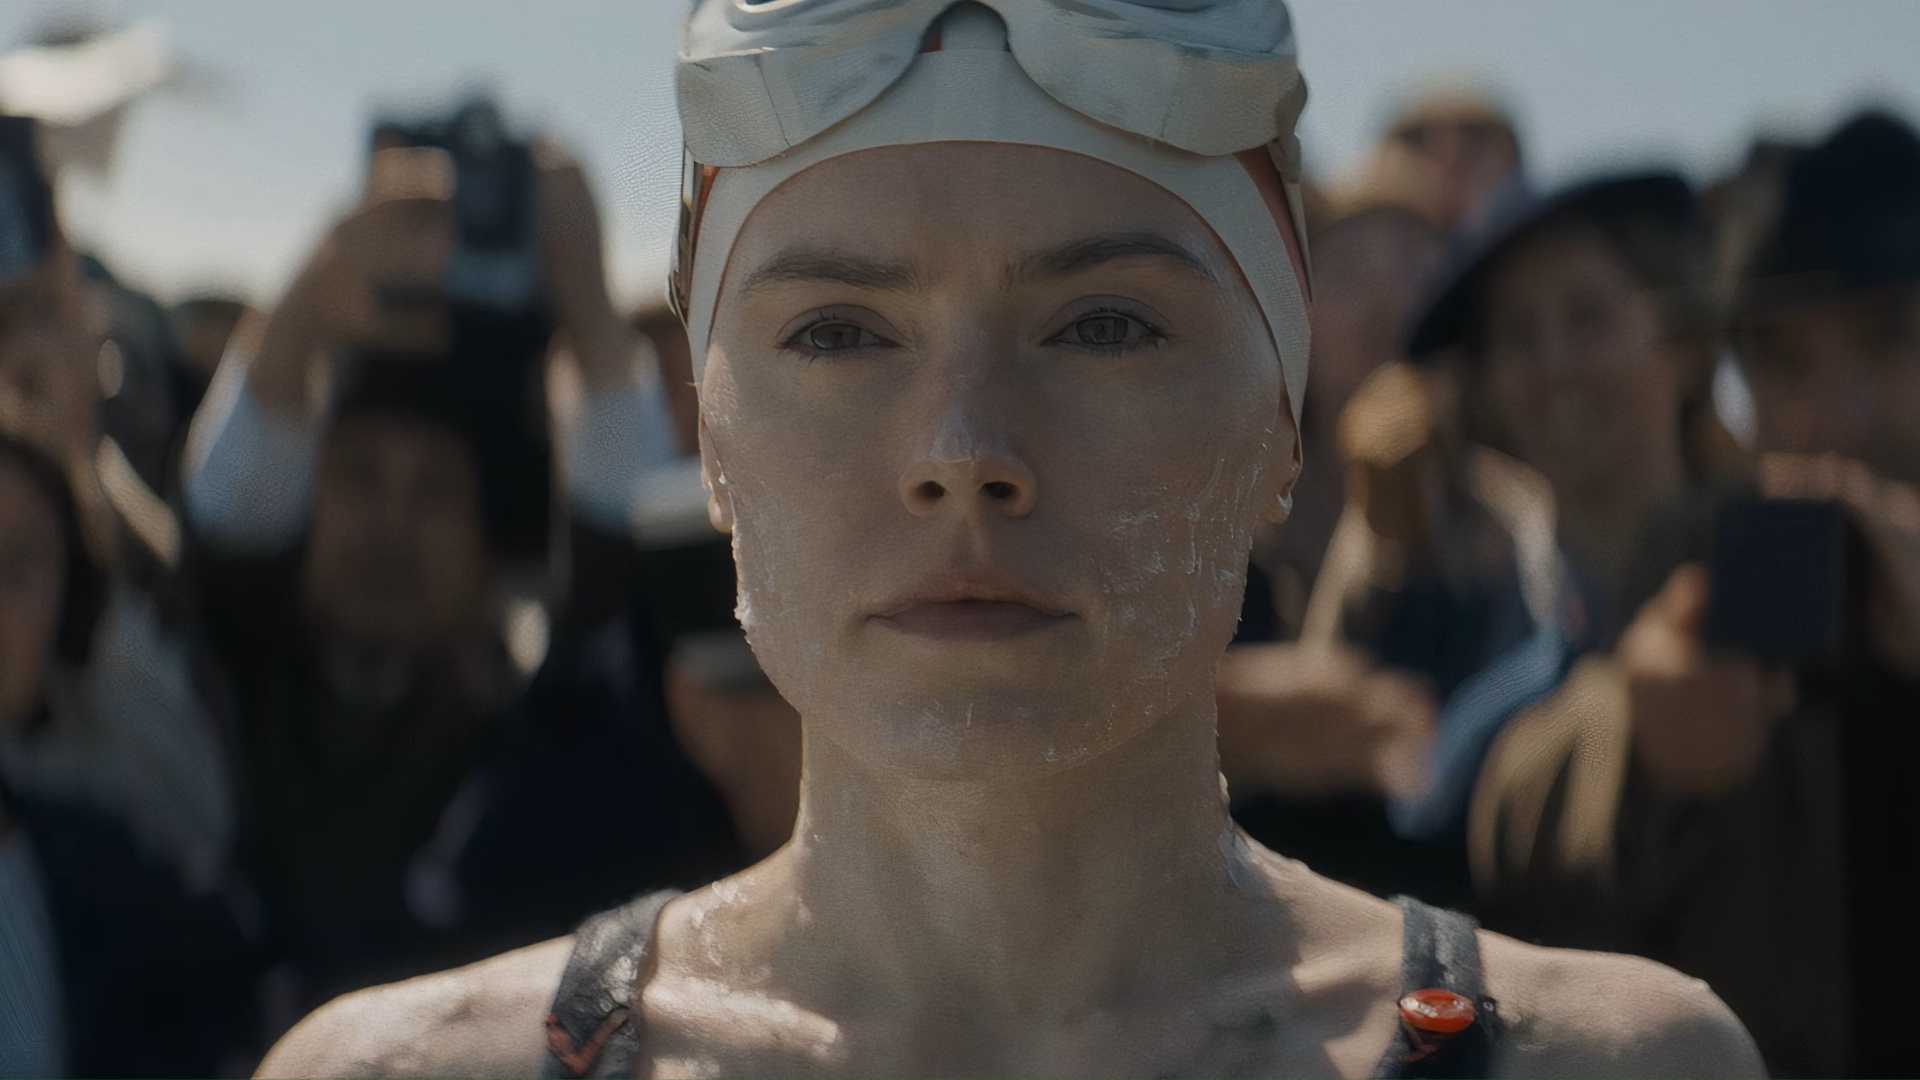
[725,143,1227,290]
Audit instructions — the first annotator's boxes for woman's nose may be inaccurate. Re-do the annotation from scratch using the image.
[898,428,1038,520]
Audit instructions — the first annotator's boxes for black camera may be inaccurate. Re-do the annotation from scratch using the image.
[364,97,556,565]
[372,97,541,315]
[1703,498,1864,666]
[0,115,54,284]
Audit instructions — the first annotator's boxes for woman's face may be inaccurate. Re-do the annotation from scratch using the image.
[0,457,66,735]
[1480,224,1683,503]
[702,143,1294,780]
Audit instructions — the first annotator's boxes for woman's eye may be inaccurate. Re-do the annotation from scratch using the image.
[1077,315,1132,346]
[1054,310,1163,352]
[790,320,882,353]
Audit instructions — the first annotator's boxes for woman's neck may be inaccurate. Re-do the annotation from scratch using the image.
[761,696,1275,1020]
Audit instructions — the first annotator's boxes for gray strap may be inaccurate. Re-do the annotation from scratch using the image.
[1370,896,1498,1079]
[541,890,680,1079]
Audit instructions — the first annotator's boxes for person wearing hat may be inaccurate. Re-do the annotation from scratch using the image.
[1467,111,1920,1078]
[178,132,740,1029]
[259,4,1757,1077]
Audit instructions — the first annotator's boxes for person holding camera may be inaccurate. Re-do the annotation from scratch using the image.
[180,120,738,1024]
[1466,111,1920,1078]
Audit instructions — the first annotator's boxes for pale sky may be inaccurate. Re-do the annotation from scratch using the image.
[2,1,1917,308]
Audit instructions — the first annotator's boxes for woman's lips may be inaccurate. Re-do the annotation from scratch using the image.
[875,599,1073,641]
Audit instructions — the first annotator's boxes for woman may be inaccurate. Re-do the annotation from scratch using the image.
[1409,174,1732,619]
[261,4,1755,1076]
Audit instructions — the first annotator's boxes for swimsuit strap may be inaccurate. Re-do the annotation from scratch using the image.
[1371,896,1501,1079]
[544,889,1499,1078]
[541,890,680,1079]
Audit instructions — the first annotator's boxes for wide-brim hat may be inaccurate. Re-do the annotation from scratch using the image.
[1736,110,1920,317]
[1407,172,1697,357]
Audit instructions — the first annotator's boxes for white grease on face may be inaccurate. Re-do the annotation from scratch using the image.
[697,145,1294,787]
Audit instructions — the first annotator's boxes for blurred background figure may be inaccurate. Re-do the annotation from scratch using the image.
[611,303,802,861]
[0,110,233,902]
[1469,109,1920,1078]
[1216,95,1539,910]
[1342,83,1527,246]
[166,295,249,434]
[179,104,739,1030]
[0,408,252,1079]
[0,3,1912,1075]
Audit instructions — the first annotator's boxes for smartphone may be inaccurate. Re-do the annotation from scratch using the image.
[1703,498,1860,666]
[0,116,53,283]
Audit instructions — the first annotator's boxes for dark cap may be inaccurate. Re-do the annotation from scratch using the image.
[1738,110,1920,315]
[1407,172,1698,357]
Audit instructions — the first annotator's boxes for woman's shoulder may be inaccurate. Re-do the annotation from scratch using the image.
[255,935,573,1079]
[1476,928,1763,1078]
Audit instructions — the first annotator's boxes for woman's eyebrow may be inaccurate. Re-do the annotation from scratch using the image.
[1005,231,1219,287]
[742,248,924,294]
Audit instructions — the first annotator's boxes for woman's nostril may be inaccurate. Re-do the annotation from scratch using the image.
[982,480,1015,501]
[917,480,946,502]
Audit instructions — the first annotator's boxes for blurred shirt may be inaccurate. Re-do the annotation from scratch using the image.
[0,831,63,1080]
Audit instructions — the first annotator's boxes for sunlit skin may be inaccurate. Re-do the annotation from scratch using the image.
[300,415,491,654]
[259,143,1760,1080]
[0,456,68,839]
[1479,223,1688,582]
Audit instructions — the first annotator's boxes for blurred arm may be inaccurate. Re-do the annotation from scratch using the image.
[565,350,681,531]
[179,330,324,553]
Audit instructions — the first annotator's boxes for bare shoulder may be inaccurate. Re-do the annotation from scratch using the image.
[256,936,574,1079]
[1479,930,1763,1078]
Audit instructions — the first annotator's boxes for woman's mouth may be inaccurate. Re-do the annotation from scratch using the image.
[875,599,1073,641]
[873,573,1075,641]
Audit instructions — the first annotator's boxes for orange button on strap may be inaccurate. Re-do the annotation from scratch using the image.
[1398,988,1477,1035]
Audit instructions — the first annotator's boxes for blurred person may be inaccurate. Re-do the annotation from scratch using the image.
[168,294,251,430]
[1346,85,1526,245]
[628,302,802,856]
[79,253,181,495]
[262,5,1755,1077]
[1229,172,1728,909]
[182,131,737,1018]
[632,302,699,458]
[1469,112,1920,1078]
[2,22,187,495]
[1414,174,1731,612]
[1256,199,1447,623]
[0,415,253,1078]
[0,114,233,891]
[1218,197,1468,904]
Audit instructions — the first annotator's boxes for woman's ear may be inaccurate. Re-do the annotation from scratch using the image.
[698,414,735,534]
[1264,389,1305,525]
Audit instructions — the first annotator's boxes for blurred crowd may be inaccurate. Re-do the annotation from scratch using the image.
[0,21,1917,1080]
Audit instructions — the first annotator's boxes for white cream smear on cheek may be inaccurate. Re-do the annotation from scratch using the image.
[1083,436,1269,758]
